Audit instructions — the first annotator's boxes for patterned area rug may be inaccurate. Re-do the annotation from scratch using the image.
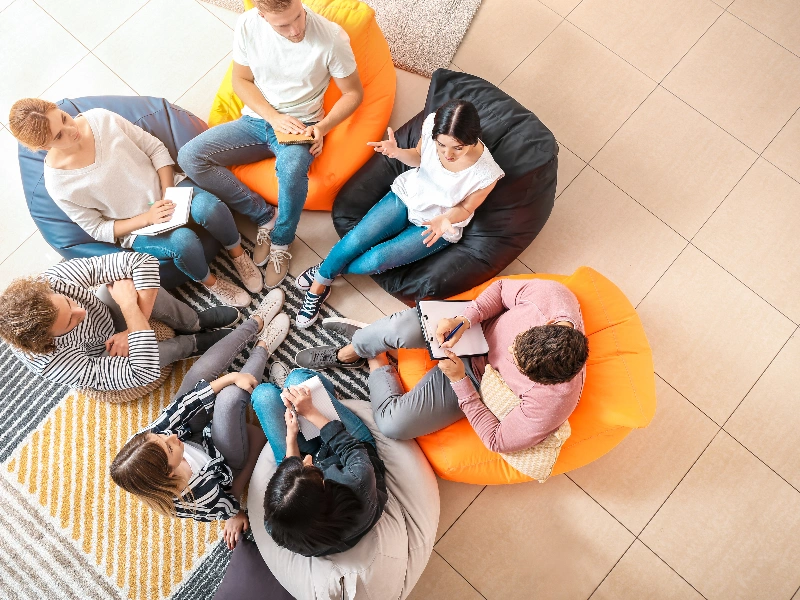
[200,0,482,77]
[0,250,373,600]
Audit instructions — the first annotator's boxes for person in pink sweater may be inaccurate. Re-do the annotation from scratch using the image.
[295,279,589,452]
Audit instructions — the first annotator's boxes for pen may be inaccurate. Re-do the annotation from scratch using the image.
[442,321,464,344]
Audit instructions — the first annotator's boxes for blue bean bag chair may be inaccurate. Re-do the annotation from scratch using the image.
[17,96,221,289]
[332,69,558,304]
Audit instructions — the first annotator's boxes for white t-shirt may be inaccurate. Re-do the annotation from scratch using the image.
[391,114,505,243]
[233,6,357,123]
[183,441,213,476]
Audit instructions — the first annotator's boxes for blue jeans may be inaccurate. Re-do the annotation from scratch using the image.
[178,115,315,246]
[131,178,240,282]
[315,191,451,285]
[251,368,375,464]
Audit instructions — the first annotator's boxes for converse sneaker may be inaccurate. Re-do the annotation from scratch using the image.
[294,345,367,370]
[296,286,331,329]
[268,359,291,388]
[253,224,273,267]
[264,246,292,289]
[231,251,263,293]
[258,312,291,355]
[252,288,285,328]
[321,317,368,340]
[205,276,251,308]
[295,263,321,291]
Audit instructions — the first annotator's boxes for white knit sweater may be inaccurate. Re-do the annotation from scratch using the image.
[44,108,178,248]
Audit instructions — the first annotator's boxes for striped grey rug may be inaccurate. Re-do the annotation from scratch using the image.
[0,245,374,600]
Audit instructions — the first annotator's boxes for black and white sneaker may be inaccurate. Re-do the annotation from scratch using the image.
[295,286,331,329]
[196,307,242,331]
[295,263,321,291]
[294,345,367,370]
[321,317,369,341]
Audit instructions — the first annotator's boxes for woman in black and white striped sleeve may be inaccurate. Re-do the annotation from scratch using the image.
[0,251,240,391]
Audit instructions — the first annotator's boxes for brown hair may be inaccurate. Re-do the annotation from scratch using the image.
[513,324,589,385]
[253,0,295,12]
[110,432,193,517]
[0,277,59,354]
[8,98,58,150]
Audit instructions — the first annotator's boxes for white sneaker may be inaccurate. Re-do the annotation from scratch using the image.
[231,252,263,293]
[258,312,290,355]
[252,288,284,327]
[269,359,291,388]
[206,276,251,308]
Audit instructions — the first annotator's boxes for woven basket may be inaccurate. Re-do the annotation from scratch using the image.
[479,365,571,483]
[79,320,176,404]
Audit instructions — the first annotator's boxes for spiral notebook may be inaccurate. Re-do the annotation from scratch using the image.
[131,187,193,236]
[416,300,489,360]
[288,375,341,440]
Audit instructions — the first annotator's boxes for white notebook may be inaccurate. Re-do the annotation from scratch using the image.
[287,375,341,440]
[131,186,193,236]
[416,300,489,360]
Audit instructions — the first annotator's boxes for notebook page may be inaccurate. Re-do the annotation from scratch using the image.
[293,375,340,440]
[131,187,193,236]
[418,300,489,359]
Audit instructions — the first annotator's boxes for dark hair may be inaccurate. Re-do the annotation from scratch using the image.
[432,99,482,146]
[264,456,362,553]
[513,325,589,385]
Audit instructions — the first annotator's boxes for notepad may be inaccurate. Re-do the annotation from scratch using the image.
[131,187,193,236]
[274,130,315,145]
[416,300,489,360]
[287,375,341,440]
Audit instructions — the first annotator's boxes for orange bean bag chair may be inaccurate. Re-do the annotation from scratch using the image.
[397,267,656,484]
[208,0,396,211]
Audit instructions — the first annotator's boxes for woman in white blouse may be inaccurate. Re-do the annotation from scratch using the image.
[9,98,263,308]
[294,99,504,328]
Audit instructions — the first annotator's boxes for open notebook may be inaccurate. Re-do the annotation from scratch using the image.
[416,300,489,360]
[131,187,193,236]
[288,375,341,440]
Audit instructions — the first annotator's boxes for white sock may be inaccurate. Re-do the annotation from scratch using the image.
[271,243,289,251]
[262,210,278,230]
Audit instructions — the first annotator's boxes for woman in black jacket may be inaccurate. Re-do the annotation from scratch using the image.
[251,368,388,557]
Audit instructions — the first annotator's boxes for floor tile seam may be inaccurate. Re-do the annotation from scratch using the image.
[432,548,489,600]
[0,231,36,268]
[496,16,566,88]
[193,0,236,31]
[793,582,800,600]
[433,485,486,545]
[584,537,637,600]
[561,0,586,20]
[29,0,95,54]
[564,473,638,538]
[759,104,800,165]
[722,418,800,497]
[0,0,15,17]
[81,0,154,52]
[339,274,392,317]
[656,375,719,425]
[585,164,689,242]
[633,240,690,310]
[633,538,710,600]
[655,9,726,87]
[761,154,800,189]
[723,7,800,62]
[687,242,799,326]
[174,52,234,107]
[84,51,142,96]
[719,323,798,432]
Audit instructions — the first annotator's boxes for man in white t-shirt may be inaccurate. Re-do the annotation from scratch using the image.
[179,0,363,288]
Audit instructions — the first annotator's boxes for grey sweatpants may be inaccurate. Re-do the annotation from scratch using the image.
[97,285,200,368]
[351,308,477,440]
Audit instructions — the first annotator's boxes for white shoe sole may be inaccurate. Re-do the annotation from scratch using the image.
[321,317,369,329]
[295,312,319,330]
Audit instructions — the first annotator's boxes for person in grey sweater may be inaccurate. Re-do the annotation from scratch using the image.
[252,369,388,557]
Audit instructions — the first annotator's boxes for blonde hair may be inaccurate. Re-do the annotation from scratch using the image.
[110,432,195,517]
[9,98,58,150]
[0,277,59,354]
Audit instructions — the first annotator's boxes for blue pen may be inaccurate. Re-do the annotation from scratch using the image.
[443,321,464,344]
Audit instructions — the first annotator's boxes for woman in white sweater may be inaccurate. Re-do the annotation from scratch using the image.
[9,98,262,308]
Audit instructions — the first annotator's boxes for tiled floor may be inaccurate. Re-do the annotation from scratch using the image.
[1,0,799,597]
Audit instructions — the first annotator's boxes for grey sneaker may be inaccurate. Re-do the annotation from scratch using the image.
[268,359,291,388]
[258,313,290,355]
[231,251,263,293]
[252,288,285,328]
[294,345,367,370]
[321,317,369,340]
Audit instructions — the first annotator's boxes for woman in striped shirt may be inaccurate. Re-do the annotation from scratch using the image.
[110,290,290,549]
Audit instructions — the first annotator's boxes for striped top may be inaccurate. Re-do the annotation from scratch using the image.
[148,380,240,521]
[13,252,161,391]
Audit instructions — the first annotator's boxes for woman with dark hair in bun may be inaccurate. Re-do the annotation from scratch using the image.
[294,99,504,328]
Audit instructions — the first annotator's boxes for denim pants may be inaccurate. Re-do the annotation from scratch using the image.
[174,318,268,472]
[315,191,451,285]
[96,284,200,368]
[178,115,315,246]
[251,368,375,464]
[131,178,241,282]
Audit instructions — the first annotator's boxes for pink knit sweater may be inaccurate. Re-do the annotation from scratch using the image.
[450,279,585,453]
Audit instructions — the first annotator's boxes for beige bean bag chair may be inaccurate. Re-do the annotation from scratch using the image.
[247,399,440,600]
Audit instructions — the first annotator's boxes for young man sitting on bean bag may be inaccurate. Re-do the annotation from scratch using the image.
[295,278,589,452]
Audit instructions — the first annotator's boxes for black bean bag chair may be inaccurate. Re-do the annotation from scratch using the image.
[17,96,221,289]
[332,68,558,304]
